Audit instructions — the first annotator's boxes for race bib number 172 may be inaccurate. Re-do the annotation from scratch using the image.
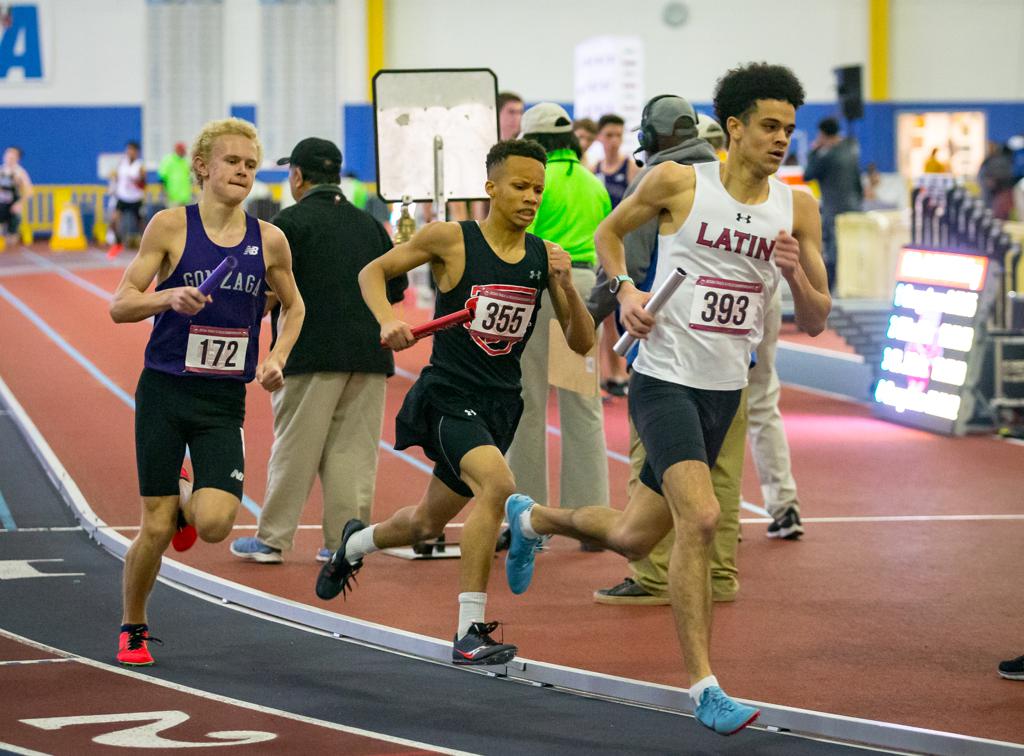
[184,325,249,375]
[688,276,763,335]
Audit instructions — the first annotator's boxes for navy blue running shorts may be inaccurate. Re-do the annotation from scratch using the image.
[628,370,741,495]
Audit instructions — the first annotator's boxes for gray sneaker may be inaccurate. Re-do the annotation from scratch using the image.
[593,577,669,606]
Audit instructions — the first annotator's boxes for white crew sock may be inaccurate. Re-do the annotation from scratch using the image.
[689,675,720,706]
[345,524,378,565]
[518,504,540,540]
[457,592,487,639]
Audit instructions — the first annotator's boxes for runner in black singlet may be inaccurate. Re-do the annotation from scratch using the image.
[315,139,595,666]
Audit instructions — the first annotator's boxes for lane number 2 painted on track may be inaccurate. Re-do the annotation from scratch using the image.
[20,710,276,748]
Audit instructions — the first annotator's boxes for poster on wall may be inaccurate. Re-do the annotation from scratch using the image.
[0,1,51,85]
[573,36,644,162]
[896,111,986,179]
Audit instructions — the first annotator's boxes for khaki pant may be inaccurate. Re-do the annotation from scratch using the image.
[506,267,609,509]
[627,389,748,601]
[257,371,386,552]
[747,288,800,519]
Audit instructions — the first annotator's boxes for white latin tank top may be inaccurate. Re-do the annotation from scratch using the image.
[633,160,793,390]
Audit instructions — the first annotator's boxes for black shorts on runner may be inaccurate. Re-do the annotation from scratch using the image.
[395,369,523,498]
[628,370,741,496]
[134,367,247,498]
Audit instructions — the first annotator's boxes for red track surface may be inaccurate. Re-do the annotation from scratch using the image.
[1,249,1022,744]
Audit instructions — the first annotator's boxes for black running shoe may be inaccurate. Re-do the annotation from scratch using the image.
[316,519,365,600]
[766,506,804,540]
[452,621,517,666]
[998,654,1024,680]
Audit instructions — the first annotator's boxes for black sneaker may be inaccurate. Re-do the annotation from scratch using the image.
[316,519,365,600]
[593,577,669,606]
[766,506,804,540]
[452,621,517,666]
[998,654,1024,680]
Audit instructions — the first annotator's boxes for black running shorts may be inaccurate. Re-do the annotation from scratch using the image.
[395,369,523,498]
[628,370,741,495]
[134,367,247,498]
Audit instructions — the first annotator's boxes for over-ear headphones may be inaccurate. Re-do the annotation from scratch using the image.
[635,94,700,159]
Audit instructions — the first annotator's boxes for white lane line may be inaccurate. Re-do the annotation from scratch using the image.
[0,527,84,534]
[0,658,74,666]
[0,628,479,756]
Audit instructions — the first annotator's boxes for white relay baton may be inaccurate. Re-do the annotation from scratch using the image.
[613,267,687,356]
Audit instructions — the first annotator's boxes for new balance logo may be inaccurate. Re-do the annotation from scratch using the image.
[529,270,541,280]
[230,469,245,482]
[463,409,477,416]
[243,245,259,255]
[736,213,751,224]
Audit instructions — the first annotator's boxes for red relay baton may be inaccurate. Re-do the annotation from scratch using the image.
[382,301,476,347]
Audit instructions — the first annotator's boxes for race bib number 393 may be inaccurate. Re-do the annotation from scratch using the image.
[185,325,249,375]
[688,276,763,335]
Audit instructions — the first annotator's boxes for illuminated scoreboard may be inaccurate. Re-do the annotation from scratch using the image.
[872,248,995,434]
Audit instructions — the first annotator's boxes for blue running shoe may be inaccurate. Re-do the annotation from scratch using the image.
[229,536,282,564]
[315,548,332,563]
[694,686,759,735]
[504,494,541,595]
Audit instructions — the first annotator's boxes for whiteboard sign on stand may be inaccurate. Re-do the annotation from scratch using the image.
[373,68,499,214]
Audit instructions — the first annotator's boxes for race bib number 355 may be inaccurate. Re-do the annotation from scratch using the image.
[185,325,249,375]
[689,276,763,335]
[468,287,535,343]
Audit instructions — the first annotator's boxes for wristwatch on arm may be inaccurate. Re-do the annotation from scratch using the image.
[608,274,635,294]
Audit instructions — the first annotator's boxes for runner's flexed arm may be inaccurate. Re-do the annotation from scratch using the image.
[777,191,830,336]
[545,241,595,355]
[595,162,695,340]
[359,221,463,351]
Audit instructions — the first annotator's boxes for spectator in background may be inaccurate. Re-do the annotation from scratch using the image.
[592,113,640,396]
[505,103,611,549]
[696,113,727,161]
[923,147,949,174]
[231,137,407,564]
[803,117,862,292]
[108,140,147,257]
[157,142,193,208]
[573,118,598,169]
[0,146,32,247]
[977,141,1015,220]
[498,91,525,140]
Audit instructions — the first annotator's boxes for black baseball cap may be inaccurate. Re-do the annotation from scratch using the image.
[276,137,342,172]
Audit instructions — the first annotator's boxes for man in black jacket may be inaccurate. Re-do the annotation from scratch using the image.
[230,137,407,564]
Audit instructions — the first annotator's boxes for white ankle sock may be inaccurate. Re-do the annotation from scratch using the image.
[345,524,378,565]
[457,592,487,638]
[518,505,540,540]
[690,675,719,705]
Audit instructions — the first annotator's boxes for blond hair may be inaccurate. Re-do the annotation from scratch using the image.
[191,117,263,187]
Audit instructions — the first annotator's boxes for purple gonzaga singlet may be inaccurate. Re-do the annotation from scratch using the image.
[144,204,268,382]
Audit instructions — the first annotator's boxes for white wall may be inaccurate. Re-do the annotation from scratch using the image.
[386,0,869,104]
[891,0,1024,100]
[3,0,1024,107]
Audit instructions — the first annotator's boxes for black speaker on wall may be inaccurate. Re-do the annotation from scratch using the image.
[834,65,863,121]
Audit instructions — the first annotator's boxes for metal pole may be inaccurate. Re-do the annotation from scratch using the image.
[433,135,445,222]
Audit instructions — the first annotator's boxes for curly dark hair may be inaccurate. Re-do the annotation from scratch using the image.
[713,62,805,141]
[522,131,582,159]
[485,139,547,175]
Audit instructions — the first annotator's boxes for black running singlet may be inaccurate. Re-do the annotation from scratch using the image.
[426,221,549,392]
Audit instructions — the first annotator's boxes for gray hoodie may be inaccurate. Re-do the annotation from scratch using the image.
[587,137,719,322]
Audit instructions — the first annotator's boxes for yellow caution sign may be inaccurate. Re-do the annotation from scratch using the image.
[50,198,87,252]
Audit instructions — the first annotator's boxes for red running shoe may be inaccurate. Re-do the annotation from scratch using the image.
[106,242,124,260]
[171,466,197,552]
[116,625,162,666]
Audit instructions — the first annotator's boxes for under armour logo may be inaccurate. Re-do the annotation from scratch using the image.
[243,245,259,255]
[529,270,541,280]
[463,409,477,416]
[230,469,245,481]
[736,213,751,224]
